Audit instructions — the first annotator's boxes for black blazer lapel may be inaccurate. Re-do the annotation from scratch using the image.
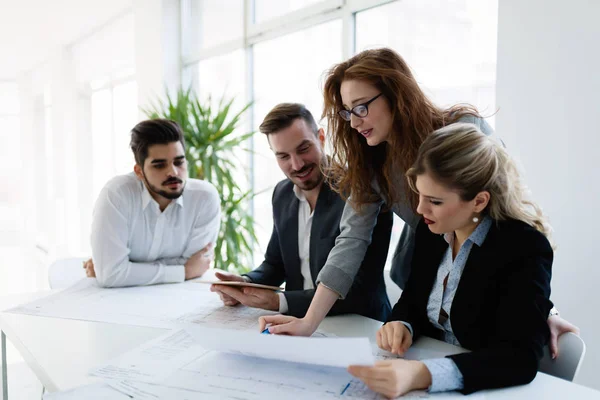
[276,186,303,290]
[450,223,501,347]
[420,233,448,304]
[411,223,449,316]
[308,183,338,283]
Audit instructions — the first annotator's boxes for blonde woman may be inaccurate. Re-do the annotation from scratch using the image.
[348,123,558,396]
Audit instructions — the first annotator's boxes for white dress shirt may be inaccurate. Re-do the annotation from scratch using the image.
[91,173,221,287]
[278,185,315,313]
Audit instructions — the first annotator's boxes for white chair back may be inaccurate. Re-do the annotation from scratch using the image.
[47,257,88,289]
[539,332,586,382]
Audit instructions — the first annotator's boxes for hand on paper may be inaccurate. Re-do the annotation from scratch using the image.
[211,284,279,311]
[184,244,213,280]
[83,258,96,278]
[258,315,317,336]
[348,359,432,399]
[377,321,412,356]
[548,315,580,359]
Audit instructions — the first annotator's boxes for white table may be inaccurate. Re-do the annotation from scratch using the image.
[1,291,599,399]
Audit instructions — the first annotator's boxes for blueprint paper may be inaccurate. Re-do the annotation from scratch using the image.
[42,381,155,399]
[89,328,482,400]
[90,329,208,383]
[7,278,276,330]
[91,327,367,383]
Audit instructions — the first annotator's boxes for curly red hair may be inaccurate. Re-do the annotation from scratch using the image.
[322,48,480,211]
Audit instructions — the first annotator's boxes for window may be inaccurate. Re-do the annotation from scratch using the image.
[185,0,245,54]
[0,82,19,114]
[0,82,21,203]
[198,49,247,107]
[182,0,499,268]
[112,81,139,175]
[91,80,139,200]
[253,19,342,261]
[0,116,21,201]
[254,0,325,23]
[356,0,498,125]
[0,83,24,294]
[91,89,114,199]
[355,0,498,262]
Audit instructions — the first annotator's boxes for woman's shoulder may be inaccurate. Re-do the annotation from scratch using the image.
[492,219,552,256]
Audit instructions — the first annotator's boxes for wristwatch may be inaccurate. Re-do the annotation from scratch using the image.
[548,307,560,318]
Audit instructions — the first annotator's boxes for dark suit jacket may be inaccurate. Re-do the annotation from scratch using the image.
[389,218,553,394]
[244,179,393,321]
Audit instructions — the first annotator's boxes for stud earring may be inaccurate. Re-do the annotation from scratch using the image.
[473,217,479,223]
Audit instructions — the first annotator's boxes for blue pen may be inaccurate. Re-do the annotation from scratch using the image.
[340,381,351,395]
[261,328,271,334]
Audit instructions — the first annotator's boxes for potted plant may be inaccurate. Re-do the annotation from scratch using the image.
[143,87,258,274]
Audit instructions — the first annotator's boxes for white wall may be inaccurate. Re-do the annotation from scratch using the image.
[496,0,600,389]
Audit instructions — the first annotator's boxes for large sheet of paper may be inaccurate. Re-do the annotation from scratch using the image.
[91,329,365,399]
[43,380,231,400]
[7,278,276,330]
[185,325,374,368]
[42,381,155,400]
[90,328,371,381]
[91,329,208,383]
[89,329,480,400]
[373,344,452,362]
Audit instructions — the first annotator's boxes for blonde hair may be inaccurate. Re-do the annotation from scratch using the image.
[406,123,552,239]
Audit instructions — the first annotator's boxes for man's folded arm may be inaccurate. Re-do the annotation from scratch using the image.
[91,188,184,288]
[155,186,222,270]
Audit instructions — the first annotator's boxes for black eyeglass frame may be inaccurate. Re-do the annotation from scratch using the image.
[337,93,383,121]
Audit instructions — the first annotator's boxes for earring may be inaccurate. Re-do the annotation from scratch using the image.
[472,217,479,223]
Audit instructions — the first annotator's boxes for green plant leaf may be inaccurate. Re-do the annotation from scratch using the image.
[142,87,258,274]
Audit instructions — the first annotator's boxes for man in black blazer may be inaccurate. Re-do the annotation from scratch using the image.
[211,103,392,321]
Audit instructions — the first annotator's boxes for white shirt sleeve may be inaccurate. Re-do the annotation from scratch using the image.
[91,186,184,288]
[157,186,221,268]
[422,358,464,392]
[179,185,221,260]
[278,293,289,313]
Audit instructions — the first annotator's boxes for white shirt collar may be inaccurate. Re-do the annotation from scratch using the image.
[293,184,307,203]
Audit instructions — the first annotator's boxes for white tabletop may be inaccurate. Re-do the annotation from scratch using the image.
[1,291,599,398]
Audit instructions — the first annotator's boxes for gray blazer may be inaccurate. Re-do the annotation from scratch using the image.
[316,117,495,297]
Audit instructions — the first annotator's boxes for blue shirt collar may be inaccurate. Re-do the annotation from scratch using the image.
[443,215,492,247]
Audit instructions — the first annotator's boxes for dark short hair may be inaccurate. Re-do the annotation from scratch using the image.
[130,119,186,166]
[259,103,319,136]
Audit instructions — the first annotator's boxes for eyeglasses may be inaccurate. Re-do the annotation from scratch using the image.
[337,93,383,121]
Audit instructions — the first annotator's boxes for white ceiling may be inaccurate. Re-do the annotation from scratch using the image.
[0,0,133,80]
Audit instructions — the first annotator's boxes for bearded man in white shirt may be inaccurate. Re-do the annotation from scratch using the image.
[84,119,221,288]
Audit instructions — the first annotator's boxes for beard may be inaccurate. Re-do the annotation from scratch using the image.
[291,156,327,191]
[143,173,186,200]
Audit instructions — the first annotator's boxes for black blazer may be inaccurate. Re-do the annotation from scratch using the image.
[245,179,393,321]
[389,218,553,394]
